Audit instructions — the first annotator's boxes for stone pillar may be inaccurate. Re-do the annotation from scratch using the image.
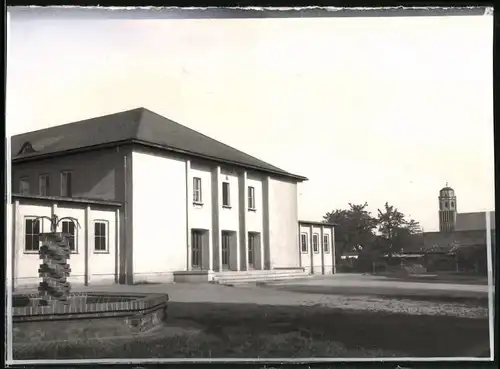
[38,232,71,305]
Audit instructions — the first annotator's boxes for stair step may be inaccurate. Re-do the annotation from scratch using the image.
[214,274,311,285]
[215,273,309,280]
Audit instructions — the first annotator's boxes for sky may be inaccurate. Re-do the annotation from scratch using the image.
[7,9,494,232]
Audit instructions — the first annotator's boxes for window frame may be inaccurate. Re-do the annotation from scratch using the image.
[38,174,50,196]
[248,186,256,211]
[19,177,30,195]
[24,216,42,254]
[222,182,231,208]
[60,171,73,197]
[313,233,320,254]
[300,233,308,253]
[193,177,203,204]
[323,233,330,253]
[60,219,78,253]
[93,220,109,254]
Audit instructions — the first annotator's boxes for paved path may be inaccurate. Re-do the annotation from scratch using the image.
[273,274,490,293]
[15,275,489,319]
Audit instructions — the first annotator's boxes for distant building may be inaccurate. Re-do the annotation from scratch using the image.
[418,185,495,273]
[9,108,336,288]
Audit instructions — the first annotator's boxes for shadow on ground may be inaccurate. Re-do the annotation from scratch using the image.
[13,301,490,360]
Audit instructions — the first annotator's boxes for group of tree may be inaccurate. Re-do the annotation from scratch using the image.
[323,202,423,261]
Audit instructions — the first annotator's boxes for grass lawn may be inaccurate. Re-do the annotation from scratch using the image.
[13,301,490,360]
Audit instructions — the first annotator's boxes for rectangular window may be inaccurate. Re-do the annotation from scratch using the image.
[248,186,256,210]
[222,182,230,207]
[300,233,308,253]
[19,177,30,195]
[61,220,77,252]
[39,174,50,196]
[60,171,73,197]
[25,217,41,252]
[94,221,108,253]
[323,234,330,253]
[313,233,319,253]
[193,177,202,203]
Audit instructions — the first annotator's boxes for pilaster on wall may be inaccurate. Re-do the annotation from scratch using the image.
[84,206,91,286]
[332,226,336,274]
[211,165,221,271]
[123,150,134,285]
[320,226,325,275]
[12,200,20,292]
[262,176,271,270]
[185,160,192,271]
[238,171,248,271]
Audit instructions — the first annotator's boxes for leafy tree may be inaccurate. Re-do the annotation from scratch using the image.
[376,202,422,257]
[324,202,378,259]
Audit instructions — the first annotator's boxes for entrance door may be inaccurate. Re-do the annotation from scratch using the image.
[221,232,230,270]
[192,230,203,269]
[248,233,255,269]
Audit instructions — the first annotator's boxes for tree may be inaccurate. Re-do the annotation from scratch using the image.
[376,202,422,257]
[324,202,378,259]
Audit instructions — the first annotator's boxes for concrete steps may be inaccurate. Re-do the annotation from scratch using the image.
[212,269,311,286]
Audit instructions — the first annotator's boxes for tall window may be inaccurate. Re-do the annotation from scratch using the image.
[300,233,308,253]
[222,182,231,207]
[25,218,41,252]
[39,174,50,196]
[248,186,256,210]
[61,220,77,252]
[60,171,73,197]
[94,221,108,253]
[193,177,202,203]
[19,177,30,195]
[323,234,330,253]
[313,233,319,253]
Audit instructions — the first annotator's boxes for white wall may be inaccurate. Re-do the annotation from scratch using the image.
[13,200,117,289]
[14,203,52,287]
[219,169,240,232]
[247,174,264,233]
[132,151,187,282]
[299,224,335,275]
[189,163,213,231]
[299,225,311,273]
[89,209,117,283]
[311,225,322,274]
[268,177,300,268]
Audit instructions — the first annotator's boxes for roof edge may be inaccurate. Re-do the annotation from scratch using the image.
[299,220,337,227]
[11,194,123,207]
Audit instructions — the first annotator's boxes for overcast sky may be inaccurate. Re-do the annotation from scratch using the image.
[7,9,494,231]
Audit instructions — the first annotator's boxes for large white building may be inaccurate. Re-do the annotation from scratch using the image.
[10,108,336,288]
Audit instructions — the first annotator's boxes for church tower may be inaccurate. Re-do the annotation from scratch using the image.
[439,184,457,232]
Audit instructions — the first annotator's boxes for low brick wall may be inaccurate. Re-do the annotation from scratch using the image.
[12,292,169,344]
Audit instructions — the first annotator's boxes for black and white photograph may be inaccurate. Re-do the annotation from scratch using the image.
[5,6,495,364]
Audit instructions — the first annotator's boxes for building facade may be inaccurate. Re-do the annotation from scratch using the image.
[10,108,336,288]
